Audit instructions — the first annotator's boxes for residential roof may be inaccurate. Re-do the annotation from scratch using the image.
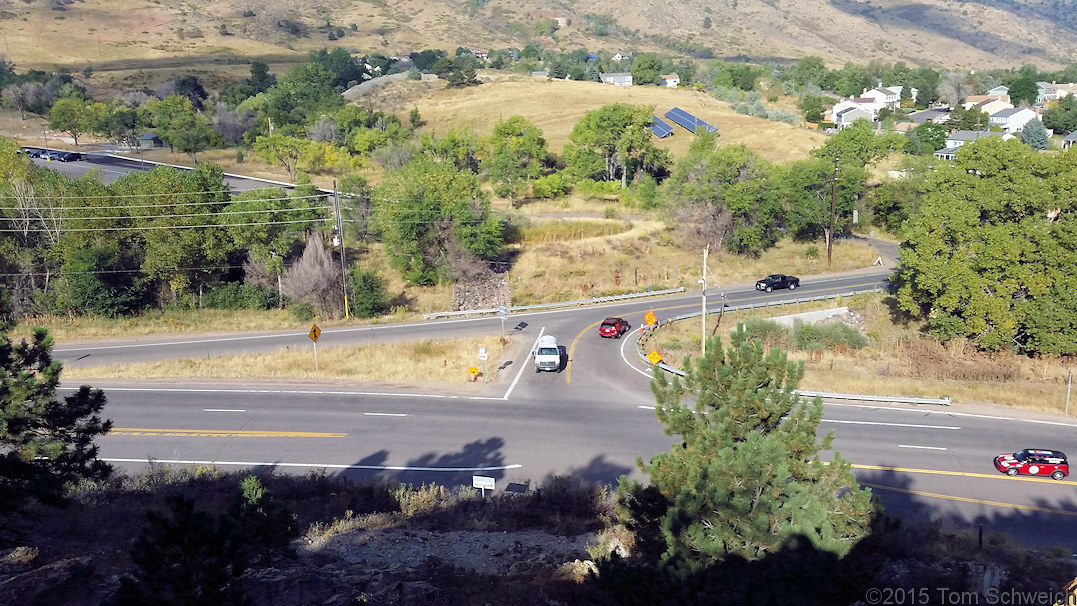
[909,109,949,123]
[1064,132,1077,142]
[991,107,1026,118]
[949,130,997,141]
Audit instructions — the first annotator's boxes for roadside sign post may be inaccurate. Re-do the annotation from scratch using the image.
[478,345,488,382]
[498,306,508,339]
[472,475,495,498]
[308,324,321,370]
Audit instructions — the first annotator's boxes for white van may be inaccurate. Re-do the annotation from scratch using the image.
[533,335,560,372]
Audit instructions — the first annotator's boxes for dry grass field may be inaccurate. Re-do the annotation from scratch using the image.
[645,292,1077,414]
[61,336,509,385]
[416,73,827,166]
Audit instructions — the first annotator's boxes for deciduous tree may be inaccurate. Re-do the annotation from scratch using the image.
[565,103,670,187]
[485,116,548,202]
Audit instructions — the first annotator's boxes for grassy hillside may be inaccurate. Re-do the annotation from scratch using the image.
[0,0,1073,93]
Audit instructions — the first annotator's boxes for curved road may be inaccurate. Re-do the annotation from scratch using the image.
[52,270,1077,552]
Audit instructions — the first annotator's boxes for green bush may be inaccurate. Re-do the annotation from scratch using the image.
[793,321,867,351]
[531,173,567,199]
[287,302,316,322]
[202,282,277,310]
[738,318,791,348]
[349,268,388,318]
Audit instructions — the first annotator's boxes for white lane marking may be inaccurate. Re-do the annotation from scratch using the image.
[621,330,655,378]
[898,445,948,451]
[502,327,546,401]
[823,419,960,430]
[204,409,245,412]
[825,402,1077,428]
[104,458,523,472]
[639,405,656,410]
[86,386,502,401]
[364,412,407,417]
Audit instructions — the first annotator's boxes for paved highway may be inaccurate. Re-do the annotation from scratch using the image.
[51,269,1077,551]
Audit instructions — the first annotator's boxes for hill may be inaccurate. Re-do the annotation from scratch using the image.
[0,0,1073,90]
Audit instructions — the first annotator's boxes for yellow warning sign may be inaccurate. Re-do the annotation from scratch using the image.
[647,350,663,365]
[644,310,657,326]
[308,324,321,342]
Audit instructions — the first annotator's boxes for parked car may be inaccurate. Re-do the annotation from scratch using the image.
[20,147,43,158]
[38,150,63,161]
[55,151,82,162]
[598,317,630,339]
[994,449,1068,480]
[755,274,800,292]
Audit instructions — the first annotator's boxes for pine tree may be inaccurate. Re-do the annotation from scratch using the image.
[110,495,249,606]
[231,475,299,564]
[0,286,112,545]
[634,328,874,576]
[1020,118,1050,151]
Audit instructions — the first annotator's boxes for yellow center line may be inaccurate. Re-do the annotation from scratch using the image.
[111,428,346,438]
[565,318,605,384]
[861,483,1077,516]
[850,463,1074,484]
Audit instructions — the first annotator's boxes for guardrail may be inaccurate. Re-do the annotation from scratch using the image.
[634,288,951,406]
[423,287,686,319]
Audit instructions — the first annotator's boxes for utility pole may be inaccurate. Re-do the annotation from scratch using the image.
[828,156,838,267]
[333,180,350,319]
[700,246,708,359]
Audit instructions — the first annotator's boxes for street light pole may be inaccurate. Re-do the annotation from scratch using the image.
[333,180,350,319]
[828,156,838,267]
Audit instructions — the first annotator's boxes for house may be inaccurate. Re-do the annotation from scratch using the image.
[136,133,163,148]
[611,52,631,62]
[860,87,900,111]
[1036,82,1059,105]
[834,106,873,129]
[600,72,633,86]
[963,98,1013,115]
[989,107,1038,134]
[933,130,1013,160]
[986,85,1010,97]
[659,73,680,88]
[964,93,1010,106]
[1055,83,1077,99]
[908,108,950,124]
[1063,131,1077,151]
[829,97,877,124]
[469,48,488,61]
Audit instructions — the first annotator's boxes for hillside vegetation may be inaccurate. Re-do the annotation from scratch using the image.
[0,0,1075,87]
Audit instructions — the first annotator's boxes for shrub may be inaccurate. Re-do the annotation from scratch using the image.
[531,173,567,199]
[287,302,316,322]
[202,282,277,310]
[349,268,388,318]
[793,321,867,351]
[738,318,791,349]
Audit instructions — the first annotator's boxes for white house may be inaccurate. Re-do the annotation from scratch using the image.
[860,87,900,111]
[963,98,1013,115]
[989,107,1038,134]
[611,52,632,62]
[1037,82,1059,105]
[659,73,680,88]
[829,97,877,124]
[986,85,1010,97]
[933,130,1014,160]
[834,106,873,129]
[600,72,633,86]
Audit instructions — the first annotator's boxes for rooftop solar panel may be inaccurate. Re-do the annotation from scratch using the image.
[650,116,674,138]
[664,107,718,133]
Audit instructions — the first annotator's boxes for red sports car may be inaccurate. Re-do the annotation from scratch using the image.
[994,449,1068,480]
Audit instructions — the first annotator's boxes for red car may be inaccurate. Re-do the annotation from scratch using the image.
[599,317,630,339]
[994,449,1068,480]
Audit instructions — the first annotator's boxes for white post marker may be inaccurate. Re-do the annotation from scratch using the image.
[478,345,488,382]
[473,475,495,498]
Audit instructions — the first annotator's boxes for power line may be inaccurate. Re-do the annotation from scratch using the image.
[0,205,333,222]
[0,217,332,233]
[0,192,329,211]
